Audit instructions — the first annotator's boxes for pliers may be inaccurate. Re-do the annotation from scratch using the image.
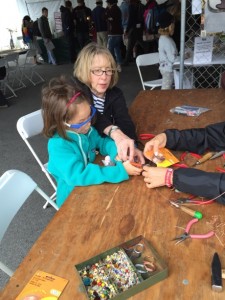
[172,218,214,245]
[174,196,215,205]
[139,133,155,140]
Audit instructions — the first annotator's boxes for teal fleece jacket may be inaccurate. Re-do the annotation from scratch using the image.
[48,126,129,207]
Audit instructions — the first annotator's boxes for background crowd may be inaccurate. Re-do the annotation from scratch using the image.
[21,0,181,72]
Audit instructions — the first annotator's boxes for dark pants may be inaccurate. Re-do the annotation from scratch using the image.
[77,32,91,51]
[124,27,146,63]
[66,33,77,63]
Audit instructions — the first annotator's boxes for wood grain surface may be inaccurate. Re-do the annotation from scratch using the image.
[1,89,225,300]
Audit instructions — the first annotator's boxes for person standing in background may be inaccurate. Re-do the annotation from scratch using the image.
[120,0,129,49]
[167,0,181,52]
[60,0,77,63]
[22,15,41,64]
[92,0,108,48]
[123,0,146,65]
[105,0,123,72]
[38,7,57,65]
[73,0,92,50]
[158,11,177,89]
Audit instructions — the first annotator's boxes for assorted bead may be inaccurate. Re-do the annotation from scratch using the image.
[79,249,142,300]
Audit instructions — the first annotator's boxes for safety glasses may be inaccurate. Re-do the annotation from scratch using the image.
[65,106,96,129]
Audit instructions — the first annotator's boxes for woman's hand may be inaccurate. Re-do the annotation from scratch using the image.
[144,133,167,155]
[142,166,172,188]
[111,129,145,163]
[123,161,143,176]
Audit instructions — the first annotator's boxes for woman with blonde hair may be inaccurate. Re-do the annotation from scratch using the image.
[73,42,144,163]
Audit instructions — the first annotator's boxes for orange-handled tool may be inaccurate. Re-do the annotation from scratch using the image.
[194,152,214,166]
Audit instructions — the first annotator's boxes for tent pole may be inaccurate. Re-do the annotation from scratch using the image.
[179,0,186,89]
[25,1,30,16]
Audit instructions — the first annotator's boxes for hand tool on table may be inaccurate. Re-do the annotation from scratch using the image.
[170,201,203,219]
[172,218,214,244]
[209,151,225,160]
[216,167,225,173]
[193,152,215,166]
[211,252,223,292]
[139,133,155,140]
[174,197,215,205]
[130,160,157,169]
[222,269,225,280]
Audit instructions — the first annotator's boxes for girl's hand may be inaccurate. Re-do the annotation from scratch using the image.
[123,161,143,176]
[142,166,172,188]
[143,133,167,156]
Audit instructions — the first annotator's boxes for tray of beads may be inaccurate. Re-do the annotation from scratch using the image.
[75,235,168,299]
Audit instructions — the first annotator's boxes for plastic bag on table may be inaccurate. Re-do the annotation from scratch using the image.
[170,105,210,116]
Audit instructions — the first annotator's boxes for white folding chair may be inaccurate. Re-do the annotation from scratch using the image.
[136,53,163,90]
[16,110,56,209]
[0,58,17,99]
[0,169,58,277]
[5,53,26,90]
[19,49,45,86]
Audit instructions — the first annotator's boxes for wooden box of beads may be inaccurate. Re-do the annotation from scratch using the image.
[75,235,168,299]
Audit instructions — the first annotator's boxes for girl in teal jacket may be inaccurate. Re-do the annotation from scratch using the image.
[42,77,141,207]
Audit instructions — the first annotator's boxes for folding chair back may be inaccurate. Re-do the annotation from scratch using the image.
[0,169,58,276]
[5,53,25,90]
[19,49,45,86]
[136,53,163,90]
[0,58,17,98]
[16,110,56,208]
[17,109,44,138]
[5,53,19,67]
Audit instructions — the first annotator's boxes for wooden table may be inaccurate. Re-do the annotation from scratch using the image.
[1,89,225,300]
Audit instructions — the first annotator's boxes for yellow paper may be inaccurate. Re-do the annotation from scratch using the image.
[16,270,68,300]
[144,148,179,167]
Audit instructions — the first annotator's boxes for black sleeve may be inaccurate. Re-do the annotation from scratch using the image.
[173,168,225,205]
[165,122,225,154]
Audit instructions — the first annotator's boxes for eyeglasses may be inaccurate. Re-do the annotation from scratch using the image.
[90,69,115,76]
[65,106,96,129]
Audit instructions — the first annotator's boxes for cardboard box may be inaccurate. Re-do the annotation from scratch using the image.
[75,235,168,299]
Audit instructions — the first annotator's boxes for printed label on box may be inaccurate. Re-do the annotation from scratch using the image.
[16,270,68,300]
[144,148,179,167]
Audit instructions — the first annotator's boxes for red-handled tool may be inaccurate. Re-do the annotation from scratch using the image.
[172,218,214,244]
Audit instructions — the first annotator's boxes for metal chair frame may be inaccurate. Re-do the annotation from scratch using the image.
[5,53,26,90]
[16,110,56,209]
[0,58,17,99]
[19,49,45,86]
